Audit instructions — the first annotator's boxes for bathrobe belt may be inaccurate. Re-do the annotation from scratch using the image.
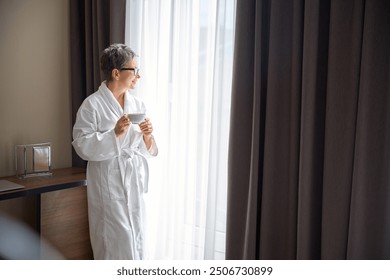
[118,148,149,205]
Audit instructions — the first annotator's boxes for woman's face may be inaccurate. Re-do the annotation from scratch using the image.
[118,59,140,90]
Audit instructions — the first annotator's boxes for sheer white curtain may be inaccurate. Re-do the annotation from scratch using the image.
[125,0,236,260]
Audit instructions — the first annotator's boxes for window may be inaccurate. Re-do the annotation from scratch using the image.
[126,0,236,259]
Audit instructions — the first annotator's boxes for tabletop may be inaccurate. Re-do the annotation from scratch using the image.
[0,167,87,201]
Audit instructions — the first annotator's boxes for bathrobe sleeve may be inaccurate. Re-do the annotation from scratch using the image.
[138,135,158,158]
[72,107,120,161]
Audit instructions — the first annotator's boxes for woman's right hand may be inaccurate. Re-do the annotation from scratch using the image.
[114,115,131,137]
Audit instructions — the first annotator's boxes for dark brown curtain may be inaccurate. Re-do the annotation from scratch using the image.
[69,0,126,167]
[226,0,390,259]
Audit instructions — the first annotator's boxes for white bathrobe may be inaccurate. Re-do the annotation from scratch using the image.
[72,81,157,260]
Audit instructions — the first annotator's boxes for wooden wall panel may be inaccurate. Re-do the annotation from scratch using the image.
[41,186,93,259]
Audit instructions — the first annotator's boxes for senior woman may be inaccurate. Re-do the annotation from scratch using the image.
[72,43,158,260]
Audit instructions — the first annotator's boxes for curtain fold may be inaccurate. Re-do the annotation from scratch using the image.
[70,0,126,167]
[226,0,258,260]
[226,0,390,260]
[347,0,390,259]
[319,0,364,259]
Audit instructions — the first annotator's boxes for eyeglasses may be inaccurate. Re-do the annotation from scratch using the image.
[120,67,140,76]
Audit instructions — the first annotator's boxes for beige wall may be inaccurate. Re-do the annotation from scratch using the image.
[0,0,71,177]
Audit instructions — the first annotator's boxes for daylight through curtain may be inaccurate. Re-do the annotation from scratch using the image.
[125,0,236,259]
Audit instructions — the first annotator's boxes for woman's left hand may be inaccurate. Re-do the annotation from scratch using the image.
[139,118,153,136]
[139,118,154,149]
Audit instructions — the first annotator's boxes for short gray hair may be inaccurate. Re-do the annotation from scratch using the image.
[100,44,137,81]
